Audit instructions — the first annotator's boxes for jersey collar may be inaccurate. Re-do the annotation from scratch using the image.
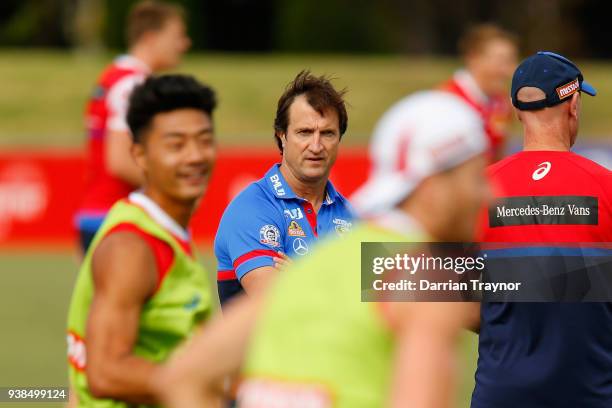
[115,54,152,74]
[453,69,489,106]
[264,163,340,205]
[128,191,190,241]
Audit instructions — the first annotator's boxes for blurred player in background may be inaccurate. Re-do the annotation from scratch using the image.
[154,90,490,408]
[440,24,518,162]
[215,70,355,305]
[75,0,191,252]
[472,52,612,407]
[66,75,216,407]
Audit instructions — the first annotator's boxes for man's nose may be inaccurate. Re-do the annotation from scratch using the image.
[185,140,207,164]
[308,132,323,153]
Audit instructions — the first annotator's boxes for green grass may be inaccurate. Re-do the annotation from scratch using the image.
[0,251,478,406]
[0,49,610,148]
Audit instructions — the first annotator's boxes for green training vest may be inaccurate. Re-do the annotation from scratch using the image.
[67,199,212,408]
[241,224,423,408]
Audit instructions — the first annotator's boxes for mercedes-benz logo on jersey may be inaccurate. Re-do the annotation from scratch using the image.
[532,161,552,181]
[292,238,309,256]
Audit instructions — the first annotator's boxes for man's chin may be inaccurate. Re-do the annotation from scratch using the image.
[174,187,206,205]
[300,168,329,183]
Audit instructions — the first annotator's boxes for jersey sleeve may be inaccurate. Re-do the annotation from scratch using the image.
[106,73,146,132]
[214,187,284,281]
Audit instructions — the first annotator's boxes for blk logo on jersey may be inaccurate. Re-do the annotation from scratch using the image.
[260,224,281,247]
[284,208,304,220]
[532,161,552,181]
[489,195,598,227]
[269,174,285,196]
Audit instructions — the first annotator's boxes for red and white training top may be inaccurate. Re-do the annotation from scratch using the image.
[440,70,513,162]
[79,55,151,216]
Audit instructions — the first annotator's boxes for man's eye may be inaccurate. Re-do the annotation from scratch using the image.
[198,137,214,147]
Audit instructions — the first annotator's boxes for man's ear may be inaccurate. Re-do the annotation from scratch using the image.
[569,92,581,119]
[131,142,147,172]
[278,132,286,148]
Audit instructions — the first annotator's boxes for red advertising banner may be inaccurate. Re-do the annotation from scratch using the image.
[0,148,370,246]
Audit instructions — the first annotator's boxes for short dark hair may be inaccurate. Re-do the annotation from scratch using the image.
[458,23,518,57]
[126,0,185,47]
[273,70,348,152]
[127,74,217,143]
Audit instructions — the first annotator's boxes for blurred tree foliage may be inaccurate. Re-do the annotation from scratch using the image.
[0,0,610,58]
[0,0,70,47]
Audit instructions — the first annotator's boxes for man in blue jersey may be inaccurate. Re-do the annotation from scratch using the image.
[215,70,355,305]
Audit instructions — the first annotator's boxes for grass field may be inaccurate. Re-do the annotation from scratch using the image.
[0,251,478,406]
[0,49,610,147]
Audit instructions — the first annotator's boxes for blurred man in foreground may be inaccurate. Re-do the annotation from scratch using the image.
[441,24,518,162]
[472,52,612,407]
[76,0,191,252]
[67,75,216,407]
[215,70,355,305]
[155,90,489,408]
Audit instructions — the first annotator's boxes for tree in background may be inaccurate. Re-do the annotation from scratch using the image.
[0,0,610,58]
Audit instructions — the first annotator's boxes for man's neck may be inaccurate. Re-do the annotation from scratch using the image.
[279,163,327,212]
[522,124,572,152]
[142,187,193,229]
[127,46,157,72]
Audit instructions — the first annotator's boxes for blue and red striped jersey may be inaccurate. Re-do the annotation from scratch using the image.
[214,164,355,305]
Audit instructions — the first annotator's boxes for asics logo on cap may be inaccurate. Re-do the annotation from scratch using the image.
[532,161,552,181]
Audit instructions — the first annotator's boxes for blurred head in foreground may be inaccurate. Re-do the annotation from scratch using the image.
[351,91,490,241]
[127,74,217,206]
[127,0,191,71]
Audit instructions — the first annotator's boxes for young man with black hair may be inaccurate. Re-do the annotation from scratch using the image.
[215,70,355,304]
[67,74,217,407]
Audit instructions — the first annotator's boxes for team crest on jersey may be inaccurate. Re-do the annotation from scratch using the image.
[288,220,306,237]
[333,218,352,236]
[284,208,304,220]
[260,224,281,247]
